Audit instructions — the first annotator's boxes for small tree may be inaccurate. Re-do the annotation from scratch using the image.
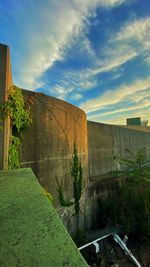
[56,143,83,214]
[71,143,82,214]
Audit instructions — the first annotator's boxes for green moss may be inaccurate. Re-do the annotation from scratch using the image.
[0,168,88,267]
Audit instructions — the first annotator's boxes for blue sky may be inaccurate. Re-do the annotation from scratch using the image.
[0,0,150,125]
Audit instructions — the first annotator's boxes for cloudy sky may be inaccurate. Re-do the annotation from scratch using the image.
[0,0,150,125]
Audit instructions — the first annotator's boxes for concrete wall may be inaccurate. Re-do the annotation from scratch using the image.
[21,90,89,208]
[88,121,150,179]
[0,44,12,170]
[1,43,150,234]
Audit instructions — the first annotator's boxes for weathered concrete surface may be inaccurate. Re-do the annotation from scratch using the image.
[86,176,124,228]
[0,168,88,267]
[0,43,12,170]
[1,43,150,235]
[21,90,89,208]
[88,121,150,179]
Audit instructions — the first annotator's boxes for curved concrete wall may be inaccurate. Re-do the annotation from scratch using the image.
[21,91,89,206]
[88,121,150,179]
[1,43,150,234]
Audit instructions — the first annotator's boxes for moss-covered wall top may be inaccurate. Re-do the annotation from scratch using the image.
[0,168,88,267]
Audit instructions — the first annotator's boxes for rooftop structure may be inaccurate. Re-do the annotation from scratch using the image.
[126,117,141,125]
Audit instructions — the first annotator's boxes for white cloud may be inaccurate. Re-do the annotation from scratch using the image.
[86,51,137,76]
[78,15,150,124]
[80,17,150,82]
[50,84,73,100]
[105,17,150,65]
[12,0,129,90]
[46,15,150,110]
[70,93,83,100]
[45,68,98,101]
[51,85,67,96]
[105,108,150,125]
[60,16,150,91]
[88,98,150,120]
[80,77,150,113]
[114,17,150,47]
[88,102,150,126]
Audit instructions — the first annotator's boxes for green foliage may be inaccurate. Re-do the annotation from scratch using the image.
[8,135,21,169]
[110,148,150,184]
[3,86,32,131]
[71,143,83,214]
[56,143,83,214]
[98,183,150,239]
[56,177,74,207]
[103,149,150,238]
[1,85,32,169]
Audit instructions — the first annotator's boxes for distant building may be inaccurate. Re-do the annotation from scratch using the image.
[126,117,141,125]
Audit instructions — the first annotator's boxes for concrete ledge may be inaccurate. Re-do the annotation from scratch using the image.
[0,168,88,267]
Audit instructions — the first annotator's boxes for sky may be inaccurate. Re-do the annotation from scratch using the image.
[0,0,150,125]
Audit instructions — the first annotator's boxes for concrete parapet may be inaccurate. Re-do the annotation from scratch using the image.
[0,168,88,266]
[0,44,12,170]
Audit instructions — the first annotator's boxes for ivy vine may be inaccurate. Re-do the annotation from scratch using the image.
[8,136,21,169]
[56,177,74,207]
[1,85,32,169]
[56,143,83,214]
[71,143,83,214]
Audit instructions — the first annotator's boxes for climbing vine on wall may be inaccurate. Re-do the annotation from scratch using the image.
[71,143,83,214]
[8,136,21,169]
[1,85,32,169]
[56,143,83,214]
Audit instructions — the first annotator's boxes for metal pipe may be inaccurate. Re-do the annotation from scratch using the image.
[113,234,141,267]
[78,232,142,267]
[78,233,111,251]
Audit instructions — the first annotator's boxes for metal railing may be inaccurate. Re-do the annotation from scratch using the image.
[78,233,141,267]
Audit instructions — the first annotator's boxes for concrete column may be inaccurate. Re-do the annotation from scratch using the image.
[0,43,12,170]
